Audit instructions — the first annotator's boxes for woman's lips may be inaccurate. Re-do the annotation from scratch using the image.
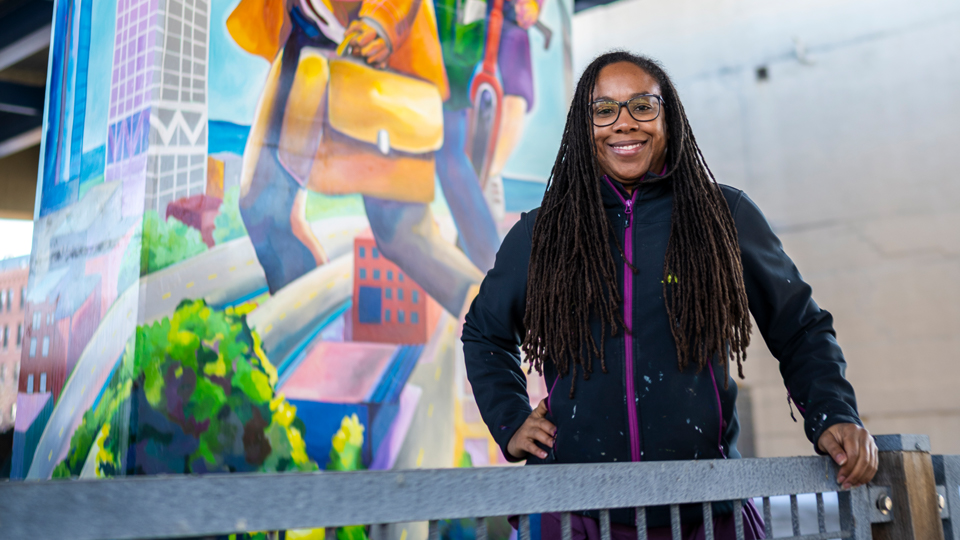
[608,140,646,157]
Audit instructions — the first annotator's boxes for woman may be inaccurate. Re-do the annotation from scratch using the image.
[461,51,878,539]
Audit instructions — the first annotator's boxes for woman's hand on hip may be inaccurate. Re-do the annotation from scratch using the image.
[817,423,878,489]
[507,399,556,460]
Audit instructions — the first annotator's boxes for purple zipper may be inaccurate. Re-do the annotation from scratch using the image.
[604,176,642,462]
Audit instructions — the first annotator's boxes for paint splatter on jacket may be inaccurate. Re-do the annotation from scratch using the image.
[462,176,862,527]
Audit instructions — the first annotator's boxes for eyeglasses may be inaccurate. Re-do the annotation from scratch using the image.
[591,95,664,126]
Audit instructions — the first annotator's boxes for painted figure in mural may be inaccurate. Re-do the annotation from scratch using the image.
[432,0,502,274]
[227,0,484,316]
[463,52,878,538]
[476,0,543,222]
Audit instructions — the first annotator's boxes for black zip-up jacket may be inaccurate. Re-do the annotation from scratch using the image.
[462,175,862,528]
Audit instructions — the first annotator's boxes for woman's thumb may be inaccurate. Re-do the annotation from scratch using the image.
[533,399,549,417]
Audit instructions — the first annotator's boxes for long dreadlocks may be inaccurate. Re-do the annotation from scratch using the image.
[521,51,752,396]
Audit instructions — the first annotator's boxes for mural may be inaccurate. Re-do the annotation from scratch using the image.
[13,0,570,536]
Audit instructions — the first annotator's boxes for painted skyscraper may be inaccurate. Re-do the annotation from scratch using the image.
[105,0,210,216]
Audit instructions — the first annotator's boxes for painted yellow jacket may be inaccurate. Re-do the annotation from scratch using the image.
[227,0,450,100]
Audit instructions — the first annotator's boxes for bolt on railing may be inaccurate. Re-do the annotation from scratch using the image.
[0,434,957,540]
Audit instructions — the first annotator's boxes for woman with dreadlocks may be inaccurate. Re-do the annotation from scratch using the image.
[462,51,878,539]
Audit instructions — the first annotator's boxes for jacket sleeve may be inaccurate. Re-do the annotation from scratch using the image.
[461,213,535,462]
[358,0,422,53]
[731,189,862,452]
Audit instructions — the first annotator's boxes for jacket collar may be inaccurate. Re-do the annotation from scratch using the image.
[599,165,672,209]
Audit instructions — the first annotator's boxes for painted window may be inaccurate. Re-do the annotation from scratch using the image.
[20,287,24,308]
[373,269,381,280]
[372,248,379,259]
[385,288,392,300]
[385,309,391,322]
[398,288,404,301]
[412,312,419,324]
[412,290,419,304]
[42,336,50,357]
[398,273,404,282]
[32,312,40,330]
[357,286,382,324]
[398,310,405,323]
[39,373,47,393]
[26,374,33,394]
[359,268,366,279]
[17,324,21,346]
[387,270,393,281]
[359,246,366,258]
[29,338,36,357]
[0,290,5,311]
[2,325,7,348]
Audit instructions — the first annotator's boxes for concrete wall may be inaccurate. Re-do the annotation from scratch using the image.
[574,0,960,455]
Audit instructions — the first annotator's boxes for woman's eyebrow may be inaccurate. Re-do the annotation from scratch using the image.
[592,92,654,101]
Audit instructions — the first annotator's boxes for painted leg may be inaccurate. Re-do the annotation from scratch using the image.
[436,109,500,274]
[363,196,485,316]
[484,95,529,222]
[238,32,323,294]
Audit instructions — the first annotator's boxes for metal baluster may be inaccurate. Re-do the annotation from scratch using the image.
[790,494,801,536]
[816,492,827,534]
[600,509,612,540]
[519,515,531,540]
[476,517,488,540]
[428,520,440,540]
[733,499,744,540]
[636,507,648,540]
[670,504,681,540]
[702,502,714,540]
[562,511,573,540]
[762,497,773,539]
[324,528,337,540]
[370,523,387,540]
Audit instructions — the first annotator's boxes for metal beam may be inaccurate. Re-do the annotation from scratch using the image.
[0,118,42,159]
[0,23,50,72]
[0,0,54,49]
[0,81,45,115]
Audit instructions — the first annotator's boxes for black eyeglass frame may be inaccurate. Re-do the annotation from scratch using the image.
[590,94,665,127]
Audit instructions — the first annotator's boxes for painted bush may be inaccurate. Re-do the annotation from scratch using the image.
[54,300,315,477]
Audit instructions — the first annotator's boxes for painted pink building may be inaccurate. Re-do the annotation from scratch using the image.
[0,256,29,431]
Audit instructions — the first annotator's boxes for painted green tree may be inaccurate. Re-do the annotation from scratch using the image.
[54,299,316,478]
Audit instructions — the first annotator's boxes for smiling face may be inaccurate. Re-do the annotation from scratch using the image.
[592,62,668,189]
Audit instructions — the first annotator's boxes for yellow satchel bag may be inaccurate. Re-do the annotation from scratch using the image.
[276,49,444,203]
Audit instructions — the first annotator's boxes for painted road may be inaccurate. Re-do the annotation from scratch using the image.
[143,216,369,323]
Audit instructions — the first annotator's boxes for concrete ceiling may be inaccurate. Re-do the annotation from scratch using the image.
[0,0,52,219]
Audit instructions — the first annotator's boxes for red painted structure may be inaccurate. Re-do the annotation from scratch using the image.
[165,194,222,248]
[351,230,440,344]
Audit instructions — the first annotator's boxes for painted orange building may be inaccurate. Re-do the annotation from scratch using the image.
[351,230,440,344]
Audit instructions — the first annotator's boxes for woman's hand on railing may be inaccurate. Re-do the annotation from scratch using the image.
[507,399,556,460]
[817,423,879,490]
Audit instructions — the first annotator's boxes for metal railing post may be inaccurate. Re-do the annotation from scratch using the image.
[839,485,873,540]
[871,434,945,540]
[934,454,960,540]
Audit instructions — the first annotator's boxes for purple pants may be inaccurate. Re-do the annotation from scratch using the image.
[517,501,766,540]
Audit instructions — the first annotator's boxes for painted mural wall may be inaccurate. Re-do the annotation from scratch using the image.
[12,0,570,534]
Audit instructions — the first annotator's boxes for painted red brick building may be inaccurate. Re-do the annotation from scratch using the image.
[351,230,440,344]
[0,256,29,431]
